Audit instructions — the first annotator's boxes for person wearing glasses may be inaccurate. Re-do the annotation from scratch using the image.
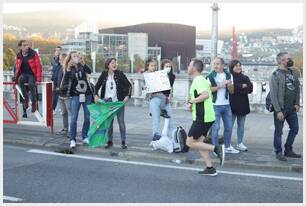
[94,58,132,149]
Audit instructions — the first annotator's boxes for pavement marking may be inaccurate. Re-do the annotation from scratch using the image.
[3,196,23,202]
[27,149,303,182]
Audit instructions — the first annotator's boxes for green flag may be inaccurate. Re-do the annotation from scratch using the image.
[87,100,125,148]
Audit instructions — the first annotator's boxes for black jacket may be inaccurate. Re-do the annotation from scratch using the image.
[229,72,253,116]
[68,64,93,96]
[56,66,72,98]
[95,70,132,101]
[51,56,61,87]
[161,69,176,96]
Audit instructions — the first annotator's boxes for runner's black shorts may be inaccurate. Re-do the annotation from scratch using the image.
[188,121,214,140]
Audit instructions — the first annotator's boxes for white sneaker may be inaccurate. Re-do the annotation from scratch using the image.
[236,143,248,151]
[82,138,89,145]
[70,140,76,148]
[225,145,240,154]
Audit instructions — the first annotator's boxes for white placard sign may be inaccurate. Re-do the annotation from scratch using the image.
[143,70,171,93]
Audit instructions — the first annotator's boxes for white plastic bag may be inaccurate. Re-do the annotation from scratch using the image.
[150,118,173,153]
[151,136,173,153]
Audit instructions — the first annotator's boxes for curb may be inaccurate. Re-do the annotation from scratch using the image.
[4,139,303,174]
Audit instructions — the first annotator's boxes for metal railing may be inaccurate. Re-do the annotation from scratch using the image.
[2,69,303,113]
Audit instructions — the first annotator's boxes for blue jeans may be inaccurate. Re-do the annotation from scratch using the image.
[232,114,246,145]
[211,104,233,147]
[149,96,173,140]
[70,95,92,141]
[107,106,126,142]
[273,108,299,154]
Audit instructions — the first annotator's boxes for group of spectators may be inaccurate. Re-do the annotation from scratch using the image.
[14,40,301,176]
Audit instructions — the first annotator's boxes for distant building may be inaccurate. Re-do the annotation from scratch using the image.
[79,32,99,54]
[62,31,159,63]
[75,21,98,38]
[128,33,148,60]
[196,39,224,59]
[61,39,86,54]
[148,46,161,59]
[97,33,129,60]
[99,23,195,68]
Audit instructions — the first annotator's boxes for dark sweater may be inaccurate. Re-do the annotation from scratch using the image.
[56,66,72,98]
[68,64,92,96]
[51,56,61,87]
[161,69,176,96]
[95,70,132,101]
[229,72,253,116]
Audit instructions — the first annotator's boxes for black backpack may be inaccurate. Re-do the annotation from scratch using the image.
[172,126,189,153]
[265,92,274,112]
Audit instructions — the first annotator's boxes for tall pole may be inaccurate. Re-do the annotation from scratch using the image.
[231,26,238,59]
[211,2,219,70]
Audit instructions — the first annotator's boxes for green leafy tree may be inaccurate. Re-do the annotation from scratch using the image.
[96,54,105,73]
[3,48,16,70]
[133,54,144,73]
[292,50,303,76]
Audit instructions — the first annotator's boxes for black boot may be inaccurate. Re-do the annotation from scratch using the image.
[121,141,127,149]
[160,109,170,118]
[284,150,302,158]
[22,112,27,118]
[105,141,113,149]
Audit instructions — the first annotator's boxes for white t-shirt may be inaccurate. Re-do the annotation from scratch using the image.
[213,72,233,105]
[104,74,118,102]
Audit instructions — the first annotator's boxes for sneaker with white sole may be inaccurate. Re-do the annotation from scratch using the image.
[198,167,218,176]
[70,140,76,148]
[82,138,89,145]
[236,143,248,151]
[225,145,240,154]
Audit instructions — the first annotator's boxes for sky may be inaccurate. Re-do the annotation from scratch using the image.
[3,3,303,30]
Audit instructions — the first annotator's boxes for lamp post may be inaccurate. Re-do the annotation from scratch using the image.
[211,2,219,70]
[130,53,134,73]
[91,51,96,73]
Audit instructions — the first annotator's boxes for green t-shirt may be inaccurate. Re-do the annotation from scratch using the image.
[189,75,215,122]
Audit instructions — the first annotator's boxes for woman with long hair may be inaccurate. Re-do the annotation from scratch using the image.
[65,51,93,148]
[94,58,132,149]
[145,58,175,141]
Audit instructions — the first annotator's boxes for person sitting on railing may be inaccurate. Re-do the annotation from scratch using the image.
[14,40,42,114]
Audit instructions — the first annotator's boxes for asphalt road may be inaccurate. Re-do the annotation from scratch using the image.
[3,144,303,203]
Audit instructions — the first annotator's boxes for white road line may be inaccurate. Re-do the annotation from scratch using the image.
[27,149,303,182]
[3,195,23,202]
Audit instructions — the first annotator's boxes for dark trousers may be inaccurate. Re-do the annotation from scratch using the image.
[107,106,126,142]
[18,73,37,103]
[52,85,59,111]
[273,108,299,154]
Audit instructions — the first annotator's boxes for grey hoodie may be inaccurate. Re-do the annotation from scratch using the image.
[269,67,300,113]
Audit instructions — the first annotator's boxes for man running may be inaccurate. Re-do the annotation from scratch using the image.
[186,59,225,176]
